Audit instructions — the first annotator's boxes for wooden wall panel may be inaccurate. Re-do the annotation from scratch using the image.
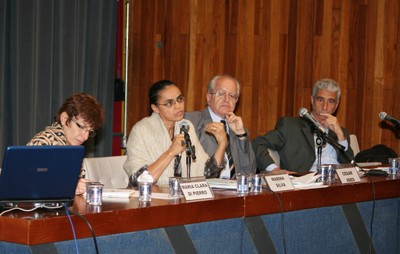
[127,0,400,154]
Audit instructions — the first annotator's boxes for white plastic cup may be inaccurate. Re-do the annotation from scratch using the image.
[169,177,181,198]
[317,164,336,183]
[137,170,154,202]
[86,182,104,205]
[327,165,336,182]
[388,158,400,175]
[317,165,329,183]
[250,174,262,193]
[236,173,249,194]
[138,181,152,202]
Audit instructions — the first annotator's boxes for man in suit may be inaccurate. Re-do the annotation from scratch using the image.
[185,75,256,179]
[252,78,354,173]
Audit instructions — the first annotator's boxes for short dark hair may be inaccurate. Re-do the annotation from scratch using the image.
[149,80,176,105]
[54,93,105,130]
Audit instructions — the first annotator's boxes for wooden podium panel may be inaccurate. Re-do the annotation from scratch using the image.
[0,175,398,247]
[245,175,400,217]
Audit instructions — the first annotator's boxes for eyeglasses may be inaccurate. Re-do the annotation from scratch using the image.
[314,97,337,106]
[71,117,96,137]
[210,90,238,102]
[157,95,186,108]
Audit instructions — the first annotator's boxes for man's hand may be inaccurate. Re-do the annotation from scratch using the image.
[205,122,228,146]
[319,113,345,141]
[225,112,246,135]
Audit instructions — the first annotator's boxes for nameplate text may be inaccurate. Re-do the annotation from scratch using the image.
[336,167,361,184]
[180,180,214,201]
[264,174,294,192]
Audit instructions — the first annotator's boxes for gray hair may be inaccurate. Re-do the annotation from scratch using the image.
[207,75,241,97]
[312,78,341,102]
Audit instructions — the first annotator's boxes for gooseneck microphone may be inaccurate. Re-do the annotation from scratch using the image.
[180,121,190,134]
[298,107,327,135]
[299,107,356,169]
[179,121,196,160]
[179,121,196,178]
[379,112,400,126]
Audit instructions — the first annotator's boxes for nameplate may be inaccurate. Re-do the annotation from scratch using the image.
[336,167,361,184]
[264,174,294,192]
[179,179,214,201]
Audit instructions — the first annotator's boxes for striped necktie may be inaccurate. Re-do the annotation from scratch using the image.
[221,120,235,179]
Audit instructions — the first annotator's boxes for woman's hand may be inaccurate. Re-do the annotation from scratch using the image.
[75,178,90,195]
[169,133,187,156]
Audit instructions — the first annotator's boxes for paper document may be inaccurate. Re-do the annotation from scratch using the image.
[207,178,237,190]
[103,189,136,198]
[133,192,183,200]
[357,162,382,167]
[290,172,327,189]
[102,189,183,200]
[291,172,319,185]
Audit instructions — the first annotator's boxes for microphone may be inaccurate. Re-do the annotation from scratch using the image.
[179,121,190,134]
[299,107,327,135]
[379,112,400,126]
[179,121,196,160]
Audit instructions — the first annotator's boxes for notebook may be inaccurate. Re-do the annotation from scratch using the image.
[0,146,85,209]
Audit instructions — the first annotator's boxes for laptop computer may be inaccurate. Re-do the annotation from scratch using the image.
[0,146,85,209]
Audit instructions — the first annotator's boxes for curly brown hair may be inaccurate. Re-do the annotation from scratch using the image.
[54,93,105,130]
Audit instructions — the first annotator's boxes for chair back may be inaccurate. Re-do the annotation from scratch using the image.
[82,155,128,188]
[350,134,360,156]
[268,149,280,167]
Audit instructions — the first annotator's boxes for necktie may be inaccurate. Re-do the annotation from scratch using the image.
[221,120,235,179]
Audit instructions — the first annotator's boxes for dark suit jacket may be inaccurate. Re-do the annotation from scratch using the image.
[185,109,256,175]
[252,117,354,172]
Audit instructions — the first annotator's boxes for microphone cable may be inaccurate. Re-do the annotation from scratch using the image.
[263,176,287,254]
[0,204,99,254]
[64,206,79,254]
[318,128,377,253]
[64,206,100,254]
[0,203,64,216]
[342,159,377,254]
[362,168,377,254]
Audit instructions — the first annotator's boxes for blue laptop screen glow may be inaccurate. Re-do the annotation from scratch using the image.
[0,146,84,205]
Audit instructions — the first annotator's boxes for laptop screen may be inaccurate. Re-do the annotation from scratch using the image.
[0,146,85,208]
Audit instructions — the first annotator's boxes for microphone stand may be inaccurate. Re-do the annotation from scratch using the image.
[315,133,325,168]
[395,123,400,137]
[315,129,363,172]
[183,132,196,179]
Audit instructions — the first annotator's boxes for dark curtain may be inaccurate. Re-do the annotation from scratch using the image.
[0,0,117,159]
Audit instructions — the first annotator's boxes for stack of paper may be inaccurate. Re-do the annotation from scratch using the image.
[290,172,326,189]
[207,178,237,190]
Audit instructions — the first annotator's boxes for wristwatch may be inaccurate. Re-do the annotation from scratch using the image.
[236,132,248,138]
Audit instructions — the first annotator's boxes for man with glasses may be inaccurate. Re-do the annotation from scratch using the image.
[252,78,354,173]
[185,75,256,179]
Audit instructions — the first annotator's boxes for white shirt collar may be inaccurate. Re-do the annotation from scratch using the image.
[207,107,224,122]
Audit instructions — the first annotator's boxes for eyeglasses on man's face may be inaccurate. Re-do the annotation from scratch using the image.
[314,96,337,106]
[157,95,186,108]
[210,90,238,102]
[70,117,96,137]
